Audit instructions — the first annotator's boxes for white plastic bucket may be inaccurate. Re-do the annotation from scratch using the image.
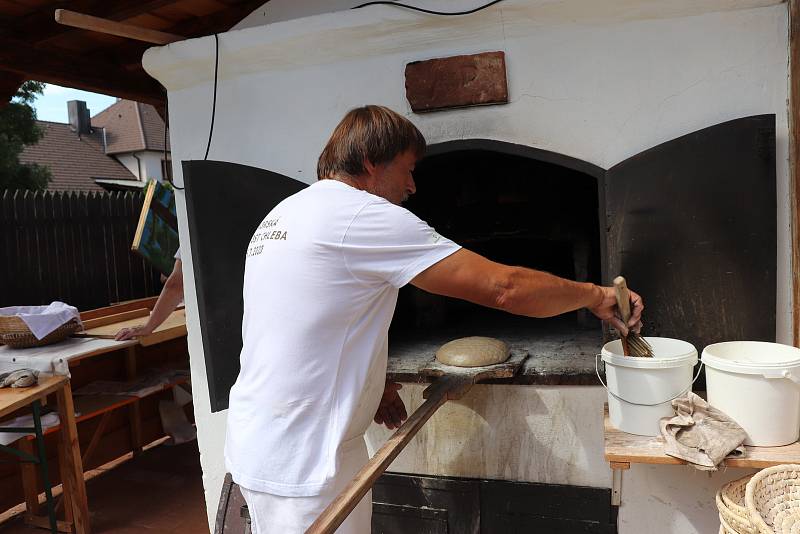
[702,341,800,446]
[598,337,698,436]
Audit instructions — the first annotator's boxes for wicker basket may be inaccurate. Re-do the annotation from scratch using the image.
[717,475,758,534]
[746,464,800,534]
[0,316,79,349]
[721,511,747,534]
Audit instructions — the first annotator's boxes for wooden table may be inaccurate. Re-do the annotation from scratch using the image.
[603,404,800,505]
[0,376,89,534]
[0,301,188,532]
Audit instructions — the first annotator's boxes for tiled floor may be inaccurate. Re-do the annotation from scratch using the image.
[0,441,210,533]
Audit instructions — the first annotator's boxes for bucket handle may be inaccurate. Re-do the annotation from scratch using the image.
[762,369,800,385]
[595,354,705,407]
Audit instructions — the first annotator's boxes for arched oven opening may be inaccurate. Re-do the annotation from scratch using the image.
[389,140,606,350]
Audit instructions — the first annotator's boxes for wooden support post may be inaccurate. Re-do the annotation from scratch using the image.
[56,381,90,534]
[791,0,800,347]
[57,438,75,525]
[56,411,112,515]
[609,462,629,506]
[125,346,143,456]
[18,439,40,520]
[54,9,184,45]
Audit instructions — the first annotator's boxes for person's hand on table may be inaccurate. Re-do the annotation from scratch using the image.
[374,381,407,430]
[114,324,153,341]
[588,286,644,336]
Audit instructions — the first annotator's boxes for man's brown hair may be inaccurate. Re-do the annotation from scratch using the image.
[317,105,426,180]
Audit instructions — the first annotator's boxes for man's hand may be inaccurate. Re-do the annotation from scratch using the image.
[588,286,644,336]
[114,324,154,341]
[374,382,408,430]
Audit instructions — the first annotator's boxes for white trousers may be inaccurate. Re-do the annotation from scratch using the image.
[240,436,371,534]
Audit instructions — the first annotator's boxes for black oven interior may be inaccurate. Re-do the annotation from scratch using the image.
[389,147,604,347]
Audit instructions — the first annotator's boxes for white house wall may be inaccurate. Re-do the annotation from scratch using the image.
[113,151,164,181]
[139,151,165,182]
[143,2,790,532]
[115,153,141,179]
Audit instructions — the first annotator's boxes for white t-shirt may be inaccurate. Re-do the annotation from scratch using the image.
[224,179,460,497]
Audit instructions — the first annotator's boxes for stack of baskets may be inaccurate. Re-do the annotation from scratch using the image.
[0,315,79,349]
[717,465,800,534]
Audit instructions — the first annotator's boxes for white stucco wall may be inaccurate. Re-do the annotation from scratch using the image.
[115,153,141,178]
[114,151,165,181]
[143,1,790,532]
[139,151,165,181]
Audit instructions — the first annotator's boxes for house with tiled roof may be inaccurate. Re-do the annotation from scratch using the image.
[18,99,171,192]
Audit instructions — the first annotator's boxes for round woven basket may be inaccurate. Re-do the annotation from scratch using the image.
[718,474,758,534]
[746,464,800,534]
[0,316,79,349]
[721,511,748,534]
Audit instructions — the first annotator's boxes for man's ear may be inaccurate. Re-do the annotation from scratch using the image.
[363,158,377,177]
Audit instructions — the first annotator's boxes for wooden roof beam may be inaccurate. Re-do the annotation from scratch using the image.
[0,36,164,106]
[0,0,182,43]
[55,9,184,45]
[165,0,267,36]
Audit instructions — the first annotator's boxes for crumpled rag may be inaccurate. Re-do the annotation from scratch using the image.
[660,391,747,471]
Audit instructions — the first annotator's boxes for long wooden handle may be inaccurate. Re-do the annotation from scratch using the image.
[306,375,467,534]
[613,276,631,324]
[613,276,632,356]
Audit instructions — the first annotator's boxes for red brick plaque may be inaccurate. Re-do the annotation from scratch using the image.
[405,51,508,113]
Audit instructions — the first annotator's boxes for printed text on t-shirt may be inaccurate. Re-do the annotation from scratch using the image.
[247,217,287,257]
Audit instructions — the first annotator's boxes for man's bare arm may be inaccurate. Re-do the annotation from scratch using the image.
[411,249,643,333]
[115,259,184,340]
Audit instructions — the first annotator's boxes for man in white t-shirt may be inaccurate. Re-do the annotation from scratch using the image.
[224,106,644,533]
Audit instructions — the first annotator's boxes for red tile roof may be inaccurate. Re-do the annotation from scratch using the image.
[91,100,168,155]
[18,121,138,192]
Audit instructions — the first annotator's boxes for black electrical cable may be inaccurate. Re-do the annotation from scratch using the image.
[352,0,505,16]
[164,95,185,190]
[203,33,219,161]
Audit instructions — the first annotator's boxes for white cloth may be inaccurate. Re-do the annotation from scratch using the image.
[225,179,460,497]
[174,248,181,260]
[241,436,371,533]
[0,302,80,340]
[660,391,747,471]
[0,413,60,446]
[0,337,135,377]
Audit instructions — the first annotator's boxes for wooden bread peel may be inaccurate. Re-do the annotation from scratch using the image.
[306,351,527,534]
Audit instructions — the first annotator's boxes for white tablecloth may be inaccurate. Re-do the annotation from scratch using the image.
[0,337,136,376]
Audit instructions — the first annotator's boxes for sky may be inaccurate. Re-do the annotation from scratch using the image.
[32,84,117,123]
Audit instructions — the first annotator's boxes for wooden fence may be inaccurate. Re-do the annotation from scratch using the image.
[1,189,162,311]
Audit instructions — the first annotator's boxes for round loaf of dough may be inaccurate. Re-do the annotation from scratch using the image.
[435,336,510,368]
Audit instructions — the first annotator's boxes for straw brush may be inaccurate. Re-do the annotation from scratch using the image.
[613,276,653,357]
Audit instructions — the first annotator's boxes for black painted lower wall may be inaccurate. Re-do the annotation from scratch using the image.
[372,472,618,534]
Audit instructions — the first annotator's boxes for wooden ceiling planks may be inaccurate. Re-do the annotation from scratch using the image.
[0,0,269,105]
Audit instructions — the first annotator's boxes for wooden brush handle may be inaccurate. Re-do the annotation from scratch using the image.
[613,276,631,324]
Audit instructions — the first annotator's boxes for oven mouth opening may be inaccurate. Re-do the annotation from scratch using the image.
[389,142,605,353]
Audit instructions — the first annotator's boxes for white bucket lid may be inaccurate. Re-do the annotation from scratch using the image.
[601,337,698,369]
[702,341,800,377]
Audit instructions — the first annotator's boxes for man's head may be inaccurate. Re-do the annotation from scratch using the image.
[317,105,426,205]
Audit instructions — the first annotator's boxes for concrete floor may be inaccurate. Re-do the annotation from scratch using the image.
[0,441,209,534]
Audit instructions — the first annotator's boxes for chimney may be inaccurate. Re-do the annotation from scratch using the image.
[67,100,92,136]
